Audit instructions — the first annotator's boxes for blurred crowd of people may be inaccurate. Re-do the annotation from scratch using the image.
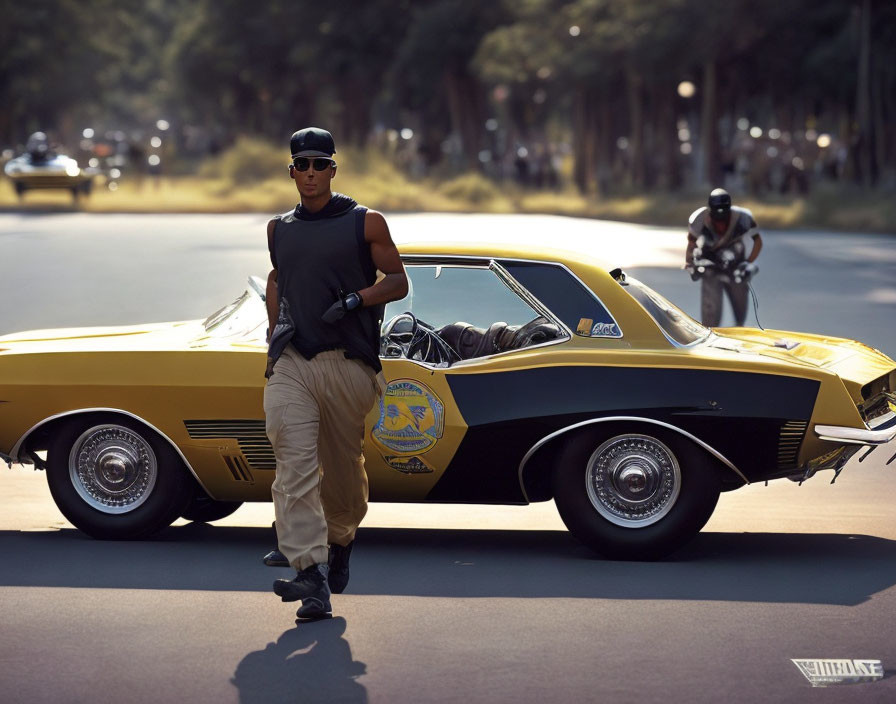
[1,117,868,199]
[719,126,851,196]
[366,116,861,195]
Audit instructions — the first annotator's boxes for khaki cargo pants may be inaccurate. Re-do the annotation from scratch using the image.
[264,345,381,570]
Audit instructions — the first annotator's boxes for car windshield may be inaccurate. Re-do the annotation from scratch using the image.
[200,276,267,341]
[621,276,709,346]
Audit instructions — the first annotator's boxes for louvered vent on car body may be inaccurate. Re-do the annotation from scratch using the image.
[184,420,275,470]
[777,420,808,469]
[223,454,254,482]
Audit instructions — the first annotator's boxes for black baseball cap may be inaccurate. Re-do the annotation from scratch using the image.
[290,127,335,159]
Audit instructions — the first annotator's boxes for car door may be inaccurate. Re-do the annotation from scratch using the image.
[363,257,567,501]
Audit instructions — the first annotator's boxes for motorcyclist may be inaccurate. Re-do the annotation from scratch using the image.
[25,132,53,163]
[685,188,763,327]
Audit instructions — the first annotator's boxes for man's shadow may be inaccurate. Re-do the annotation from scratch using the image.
[231,617,367,704]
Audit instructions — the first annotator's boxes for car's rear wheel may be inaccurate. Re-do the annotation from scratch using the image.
[46,416,193,539]
[552,430,720,560]
[181,491,243,523]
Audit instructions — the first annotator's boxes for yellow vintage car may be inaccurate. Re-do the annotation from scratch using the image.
[1,241,895,558]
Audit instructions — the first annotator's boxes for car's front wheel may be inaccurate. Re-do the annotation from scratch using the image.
[553,430,720,560]
[47,416,194,539]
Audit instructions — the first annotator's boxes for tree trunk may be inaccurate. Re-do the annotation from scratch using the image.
[625,64,644,188]
[596,93,613,196]
[854,0,874,186]
[882,60,896,173]
[586,89,601,194]
[460,73,484,170]
[699,59,718,187]
[338,78,372,146]
[872,63,886,182]
[655,85,678,191]
[572,88,588,193]
[443,69,482,170]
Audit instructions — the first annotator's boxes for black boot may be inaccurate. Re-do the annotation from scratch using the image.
[273,563,331,603]
[264,521,289,567]
[328,540,354,594]
[296,595,333,621]
[263,549,289,567]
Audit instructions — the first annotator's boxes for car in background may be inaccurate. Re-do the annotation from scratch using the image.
[4,132,94,200]
[1,241,894,559]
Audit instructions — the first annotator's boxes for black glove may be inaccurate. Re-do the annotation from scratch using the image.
[322,290,363,324]
[266,299,296,379]
[734,261,758,283]
[686,257,716,282]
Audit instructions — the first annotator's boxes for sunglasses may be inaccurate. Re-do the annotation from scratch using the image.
[291,157,335,172]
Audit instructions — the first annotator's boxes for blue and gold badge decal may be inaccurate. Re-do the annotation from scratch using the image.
[372,379,445,456]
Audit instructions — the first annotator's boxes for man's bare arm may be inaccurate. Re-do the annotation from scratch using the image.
[747,233,763,263]
[685,236,696,265]
[265,219,278,340]
[266,270,278,341]
[359,210,408,306]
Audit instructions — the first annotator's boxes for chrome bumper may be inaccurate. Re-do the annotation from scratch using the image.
[792,411,896,484]
[814,410,896,445]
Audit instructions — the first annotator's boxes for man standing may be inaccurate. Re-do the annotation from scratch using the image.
[685,188,763,327]
[264,127,408,620]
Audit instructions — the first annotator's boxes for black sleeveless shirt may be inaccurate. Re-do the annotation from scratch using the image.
[269,195,383,372]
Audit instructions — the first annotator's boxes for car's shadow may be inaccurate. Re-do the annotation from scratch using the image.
[1,525,893,606]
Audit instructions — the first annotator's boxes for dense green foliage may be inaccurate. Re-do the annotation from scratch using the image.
[2,0,894,192]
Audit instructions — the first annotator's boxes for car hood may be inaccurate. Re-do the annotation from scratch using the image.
[0,321,207,354]
[708,327,895,393]
[0,279,271,356]
[0,320,265,354]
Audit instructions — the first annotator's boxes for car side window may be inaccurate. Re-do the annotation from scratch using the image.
[385,265,536,329]
[499,261,621,338]
[381,264,565,363]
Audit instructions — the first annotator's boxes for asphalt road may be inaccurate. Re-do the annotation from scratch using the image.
[2,212,896,703]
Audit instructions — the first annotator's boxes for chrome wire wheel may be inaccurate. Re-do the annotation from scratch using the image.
[585,434,681,528]
[68,424,158,514]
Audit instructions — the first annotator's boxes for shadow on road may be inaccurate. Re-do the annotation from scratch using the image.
[1,524,894,606]
[231,617,367,704]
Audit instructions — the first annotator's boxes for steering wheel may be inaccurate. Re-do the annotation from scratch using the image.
[381,312,460,367]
